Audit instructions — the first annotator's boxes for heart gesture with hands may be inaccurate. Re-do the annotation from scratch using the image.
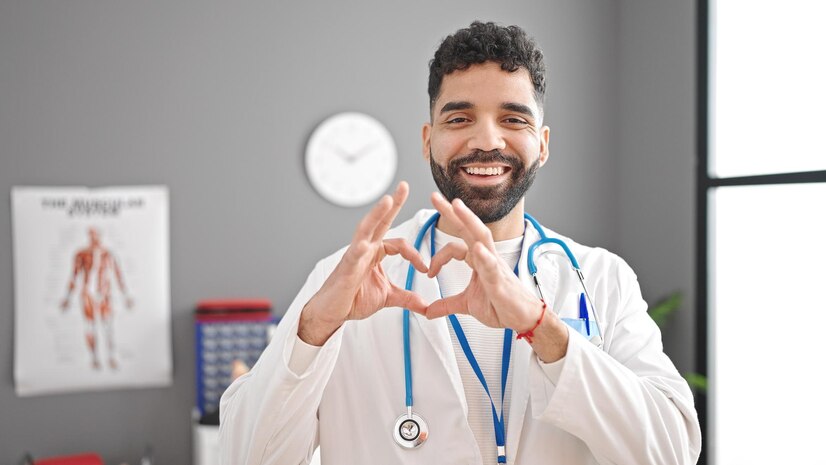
[298,182,430,346]
[425,193,569,362]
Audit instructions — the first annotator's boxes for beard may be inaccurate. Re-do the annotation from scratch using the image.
[430,149,540,224]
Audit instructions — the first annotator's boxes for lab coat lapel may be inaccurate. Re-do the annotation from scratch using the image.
[507,219,561,464]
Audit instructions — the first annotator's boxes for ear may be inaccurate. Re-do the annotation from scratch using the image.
[422,123,432,161]
[538,125,550,166]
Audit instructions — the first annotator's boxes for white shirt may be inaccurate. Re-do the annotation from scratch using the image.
[433,228,519,465]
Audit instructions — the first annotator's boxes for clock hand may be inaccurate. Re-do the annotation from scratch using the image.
[349,140,381,162]
[329,145,359,163]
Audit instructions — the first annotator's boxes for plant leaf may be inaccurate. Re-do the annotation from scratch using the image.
[684,372,708,392]
[648,292,683,327]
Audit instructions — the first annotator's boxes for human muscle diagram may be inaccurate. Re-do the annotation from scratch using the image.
[12,186,171,396]
[60,227,134,370]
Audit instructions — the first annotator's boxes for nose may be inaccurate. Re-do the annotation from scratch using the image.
[467,118,506,152]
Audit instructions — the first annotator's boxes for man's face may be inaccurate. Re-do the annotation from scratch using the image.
[423,61,550,224]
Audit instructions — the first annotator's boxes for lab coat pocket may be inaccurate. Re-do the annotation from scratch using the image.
[556,291,602,345]
[560,317,601,343]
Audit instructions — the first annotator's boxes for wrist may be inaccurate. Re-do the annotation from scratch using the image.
[516,299,547,338]
[516,300,568,363]
[529,314,569,363]
[297,300,344,347]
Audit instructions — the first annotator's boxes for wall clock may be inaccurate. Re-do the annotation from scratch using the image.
[305,112,398,207]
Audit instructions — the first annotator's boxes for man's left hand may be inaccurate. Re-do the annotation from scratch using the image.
[425,193,569,362]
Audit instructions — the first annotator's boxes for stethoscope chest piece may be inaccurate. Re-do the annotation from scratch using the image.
[393,412,428,449]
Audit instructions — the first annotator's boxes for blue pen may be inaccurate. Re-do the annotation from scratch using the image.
[579,292,590,335]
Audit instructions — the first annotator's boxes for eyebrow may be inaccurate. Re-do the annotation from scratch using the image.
[439,101,473,114]
[501,102,534,119]
[439,100,535,119]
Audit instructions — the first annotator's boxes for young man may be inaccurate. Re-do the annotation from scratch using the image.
[220,21,701,464]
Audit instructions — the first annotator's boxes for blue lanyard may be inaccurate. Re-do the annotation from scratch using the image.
[430,221,517,464]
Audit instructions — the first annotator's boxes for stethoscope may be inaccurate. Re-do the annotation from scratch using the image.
[393,212,605,463]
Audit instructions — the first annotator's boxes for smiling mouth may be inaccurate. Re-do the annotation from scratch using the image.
[463,165,510,176]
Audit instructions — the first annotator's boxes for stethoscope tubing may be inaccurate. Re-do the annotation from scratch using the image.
[396,211,605,456]
[403,211,441,408]
[402,212,605,408]
[524,213,604,346]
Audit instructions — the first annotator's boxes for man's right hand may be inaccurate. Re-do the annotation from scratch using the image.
[297,181,429,346]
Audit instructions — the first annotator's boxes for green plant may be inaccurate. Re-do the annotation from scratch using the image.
[648,292,707,393]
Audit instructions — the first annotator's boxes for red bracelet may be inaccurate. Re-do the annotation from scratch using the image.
[516,299,547,344]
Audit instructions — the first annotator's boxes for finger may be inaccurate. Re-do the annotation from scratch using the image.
[383,238,428,274]
[353,194,394,243]
[430,192,471,241]
[427,241,468,278]
[452,198,494,248]
[469,243,514,303]
[425,293,469,320]
[371,181,409,242]
[386,283,429,315]
[470,241,503,286]
[335,239,374,288]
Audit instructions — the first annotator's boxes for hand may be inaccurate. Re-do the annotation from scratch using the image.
[298,182,429,346]
[425,193,569,361]
[230,359,250,381]
[424,193,542,332]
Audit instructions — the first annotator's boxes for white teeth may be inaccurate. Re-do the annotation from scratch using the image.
[465,166,505,176]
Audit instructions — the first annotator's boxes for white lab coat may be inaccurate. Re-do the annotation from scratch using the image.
[219,209,701,464]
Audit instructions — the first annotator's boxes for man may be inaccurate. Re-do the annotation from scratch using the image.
[220,21,701,464]
[60,226,134,370]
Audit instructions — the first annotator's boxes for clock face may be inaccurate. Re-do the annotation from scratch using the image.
[305,112,398,207]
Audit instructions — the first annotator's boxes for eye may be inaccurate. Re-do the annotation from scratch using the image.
[503,117,529,125]
[446,117,470,124]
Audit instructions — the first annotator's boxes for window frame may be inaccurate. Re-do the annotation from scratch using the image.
[697,1,826,464]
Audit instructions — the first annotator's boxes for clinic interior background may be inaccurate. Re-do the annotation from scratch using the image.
[0,1,696,463]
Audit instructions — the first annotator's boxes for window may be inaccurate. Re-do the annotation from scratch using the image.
[700,1,826,464]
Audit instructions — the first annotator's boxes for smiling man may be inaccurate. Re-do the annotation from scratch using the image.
[219,21,701,465]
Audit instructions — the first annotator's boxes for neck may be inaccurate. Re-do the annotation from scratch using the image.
[437,199,526,241]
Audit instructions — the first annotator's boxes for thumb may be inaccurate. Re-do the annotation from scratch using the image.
[385,283,429,315]
[425,293,468,320]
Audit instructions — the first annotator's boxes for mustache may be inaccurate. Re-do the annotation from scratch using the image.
[446,150,521,172]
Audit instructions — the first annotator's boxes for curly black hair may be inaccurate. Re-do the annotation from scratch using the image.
[428,21,546,111]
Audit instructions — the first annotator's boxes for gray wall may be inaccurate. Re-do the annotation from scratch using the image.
[0,1,696,463]
[617,0,696,373]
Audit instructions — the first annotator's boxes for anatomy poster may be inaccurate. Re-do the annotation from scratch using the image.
[12,186,171,396]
